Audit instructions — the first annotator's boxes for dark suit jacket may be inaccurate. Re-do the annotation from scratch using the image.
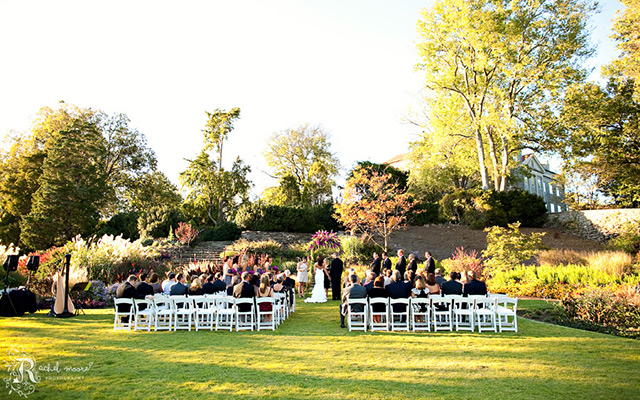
[425,257,436,275]
[233,281,256,312]
[169,282,188,296]
[463,279,487,296]
[330,258,344,280]
[283,277,296,288]
[396,256,406,275]
[342,284,367,313]
[386,280,411,299]
[364,281,374,294]
[382,257,392,271]
[135,281,154,297]
[408,259,418,273]
[115,282,145,312]
[202,282,216,294]
[436,275,446,287]
[212,279,227,293]
[371,257,382,276]
[441,279,463,295]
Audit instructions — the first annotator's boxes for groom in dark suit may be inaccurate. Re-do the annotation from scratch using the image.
[329,252,344,300]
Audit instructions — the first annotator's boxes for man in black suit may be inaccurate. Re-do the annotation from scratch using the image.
[283,270,296,288]
[135,273,154,296]
[212,272,227,293]
[395,249,406,277]
[381,252,392,272]
[370,252,381,277]
[169,273,188,296]
[407,253,418,273]
[463,271,487,295]
[116,275,149,317]
[441,272,463,295]
[329,253,344,301]
[424,251,436,275]
[386,270,411,313]
[340,274,367,328]
[233,272,256,312]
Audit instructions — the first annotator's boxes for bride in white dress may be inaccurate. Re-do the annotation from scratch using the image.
[304,256,328,303]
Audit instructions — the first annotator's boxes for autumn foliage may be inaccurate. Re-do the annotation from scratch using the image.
[334,166,416,252]
[175,222,199,247]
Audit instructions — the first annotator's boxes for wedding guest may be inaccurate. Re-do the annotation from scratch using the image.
[283,270,296,288]
[148,272,163,294]
[135,273,154,296]
[387,271,411,300]
[407,253,418,273]
[396,249,407,276]
[273,275,285,293]
[367,276,389,323]
[340,274,367,328]
[424,251,436,275]
[258,274,274,319]
[463,271,487,295]
[189,278,204,295]
[441,272,463,295]
[116,275,152,317]
[426,273,441,295]
[170,273,188,296]
[411,275,430,316]
[382,268,393,287]
[233,272,257,312]
[202,274,216,294]
[435,269,446,286]
[162,273,176,295]
[371,252,382,276]
[363,271,376,293]
[212,272,227,293]
[227,276,241,296]
[381,252,392,272]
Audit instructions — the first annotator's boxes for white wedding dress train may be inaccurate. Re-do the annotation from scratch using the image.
[304,267,327,303]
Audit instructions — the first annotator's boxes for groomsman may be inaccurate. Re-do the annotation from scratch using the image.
[370,252,381,276]
[396,249,406,277]
[424,251,436,275]
[382,252,392,272]
[329,252,344,301]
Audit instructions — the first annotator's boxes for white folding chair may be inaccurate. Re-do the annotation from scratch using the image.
[113,298,134,331]
[369,298,390,332]
[172,296,194,331]
[431,295,453,331]
[346,298,368,332]
[235,298,256,331]
[215,296,235,331]
[475,297,497,332]
[410,298,431,332]
[256,297,276,331]
[192,295,215,331]
[153,296,173,331]
[389,298,410,332]
[451,295,475,332]
[496,297,518,332]
[274,292,287,325]
[133,299,154,332]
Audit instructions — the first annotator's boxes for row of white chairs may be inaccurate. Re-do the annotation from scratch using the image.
[114,292,295,332]
[345,294,518,333]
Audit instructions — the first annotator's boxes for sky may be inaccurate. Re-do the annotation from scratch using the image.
[0,0,624,198]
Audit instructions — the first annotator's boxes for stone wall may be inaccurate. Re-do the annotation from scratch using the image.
[544,209,640,242]
[240,231,314,245]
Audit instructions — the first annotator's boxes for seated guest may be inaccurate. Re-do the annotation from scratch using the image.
[361,269,372,286]
[212,272,227,293]
[283,270,296,288]
[227,275,241,296]
[441,272,463,295]
[411,275,429,316]
[257,274,274,317]
[202,275,217,294]
[386,270,412,313]
[148,272,163,294]
[426,273,440,295]
[340,274,367,328]
[169,273,188,296]
[382,268,392,287]
[463,271,487,295]
[368,276,389,323]
[362,270,376,293]
[249,272,260,287]
[189,278,204,295]
[272,276,285,293]
[135,273,154,296]
[435,269,446,287]
[162,273,177,295]
[116,275,151,317]
[233,272,257,312]
[406,270,416,285]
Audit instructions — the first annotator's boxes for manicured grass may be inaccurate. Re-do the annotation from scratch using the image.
[1,300,639,400]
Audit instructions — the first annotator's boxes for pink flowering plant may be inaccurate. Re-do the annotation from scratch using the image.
[308,230,343,255]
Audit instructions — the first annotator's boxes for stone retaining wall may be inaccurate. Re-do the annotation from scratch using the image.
[544,209,640,242]
[240,231,313,245]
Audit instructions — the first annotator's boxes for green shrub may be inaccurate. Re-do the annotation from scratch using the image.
[200,222,243,242]
[340,234,382,265]
[483,222,546,273]
[489,189,547,227]
[408,201,441,225]
[94,212,141,240]
[608,223,640,255]
[224,239,306,260]
[138,205,185,239]
[235,202,340,233]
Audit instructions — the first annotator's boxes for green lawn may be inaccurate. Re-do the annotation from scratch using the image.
[1,300,639,400]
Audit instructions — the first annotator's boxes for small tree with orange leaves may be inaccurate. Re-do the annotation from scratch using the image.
[334,166,416,252]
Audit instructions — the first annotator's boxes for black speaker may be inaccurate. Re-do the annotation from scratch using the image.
[3,255,19,272]
[26,255,40,272]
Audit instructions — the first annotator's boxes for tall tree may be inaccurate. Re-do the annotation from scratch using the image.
[416,0,596,191]
[334,165,415,252]
[20,120,107,250]
[607,0,640,100]
[264,124,339,206]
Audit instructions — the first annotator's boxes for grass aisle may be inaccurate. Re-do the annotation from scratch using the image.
[1,300,639,400]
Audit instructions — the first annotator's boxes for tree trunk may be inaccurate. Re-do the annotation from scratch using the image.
[475,127,490,189]
[485,127,500,190]
[499,134,509,191]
